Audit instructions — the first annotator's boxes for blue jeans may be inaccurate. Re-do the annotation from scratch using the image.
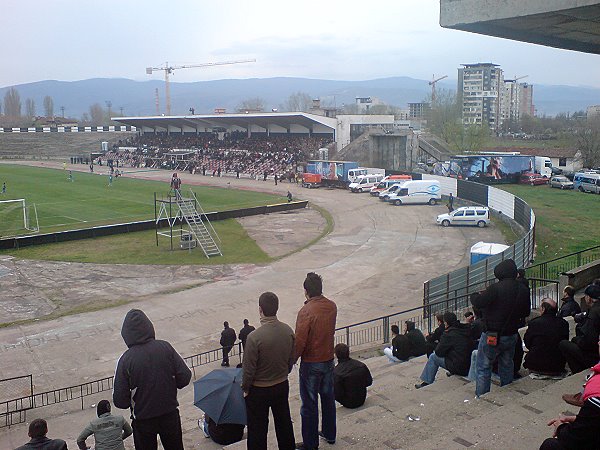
[420,352,447,384]
[476,333,517,397]
[467,350,478,382]
[299,360,336,449]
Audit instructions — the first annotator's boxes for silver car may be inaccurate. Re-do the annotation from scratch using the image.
[550,176,573,189]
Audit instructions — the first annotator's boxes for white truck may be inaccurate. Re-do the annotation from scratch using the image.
[386,180,441,205]
[535,156,553,178]
[348,174,386,193]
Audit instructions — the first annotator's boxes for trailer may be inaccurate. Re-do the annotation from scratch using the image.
[303,160,360,188]
[450,154,535,184]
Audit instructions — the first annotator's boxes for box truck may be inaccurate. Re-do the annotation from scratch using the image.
[303,160,359,188]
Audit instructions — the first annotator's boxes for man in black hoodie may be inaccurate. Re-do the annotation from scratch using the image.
[113,309,192,450]
[220,321,237,367]
[415,312,473,388]
[470,259,531,396]
[333,343,373,408]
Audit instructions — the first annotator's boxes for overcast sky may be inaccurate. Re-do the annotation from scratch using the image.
[2,0,599,88]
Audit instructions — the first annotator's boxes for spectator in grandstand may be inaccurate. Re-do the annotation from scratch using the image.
[333,343,373,408]
[294,272,337,449]
[425,314,445,356]
[77,399,132,450]
[238,318,256,350]
[220,321,237,367]
[405,321,427,358]
[470,259,531,396]
[524,299,569,376]
[241,291,296,450]
[540,355,600,450]
[199,414,245,446]
[384,324,404,362]
[113,309,191,450]
[415,312,473,388]
[558,285,581,318]
[15,418,67,450]
[559,284,600,374]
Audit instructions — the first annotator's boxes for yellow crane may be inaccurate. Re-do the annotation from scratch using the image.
[429,74,448,105]
[146,59,256,115]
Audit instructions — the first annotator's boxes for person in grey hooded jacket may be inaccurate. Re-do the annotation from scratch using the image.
[77,400,132,450]
[113,309,191,450]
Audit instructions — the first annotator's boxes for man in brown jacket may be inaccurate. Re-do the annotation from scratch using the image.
[294,272,337,450]
[242,292,296,450]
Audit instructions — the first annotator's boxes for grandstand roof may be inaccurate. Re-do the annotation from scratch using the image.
[113,112,337,133]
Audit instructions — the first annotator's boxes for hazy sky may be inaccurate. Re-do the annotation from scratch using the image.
[2,0,599,88]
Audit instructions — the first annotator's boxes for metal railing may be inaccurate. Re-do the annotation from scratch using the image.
[527,245,600,281]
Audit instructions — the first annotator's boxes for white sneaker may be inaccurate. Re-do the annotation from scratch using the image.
[198,418,210,438]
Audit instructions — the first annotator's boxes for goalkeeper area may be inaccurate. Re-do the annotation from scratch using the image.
[0,164,286,238]
[0,199,39,236]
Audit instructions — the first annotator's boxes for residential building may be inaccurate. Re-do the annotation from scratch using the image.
[408,102,429,119]
[458,63,504,132]
[501,80,535,127]
[587,105,600,120]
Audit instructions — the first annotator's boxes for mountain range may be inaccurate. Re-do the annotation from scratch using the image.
[1,76,599,119]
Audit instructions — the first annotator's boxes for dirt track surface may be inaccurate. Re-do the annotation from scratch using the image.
[0,161,507,448]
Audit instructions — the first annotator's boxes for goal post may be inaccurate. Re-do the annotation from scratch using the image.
[0,199,39,236]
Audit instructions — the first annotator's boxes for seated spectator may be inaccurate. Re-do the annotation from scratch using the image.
[199,414,244,446]
[467,309,483,349]
[415,312,473,388]
[540,360,600,450]
[333,343,373,408]
[558,285,581,318]
[425,314,445,356]
[15,418,67,450]
[559,284,600,374]
[524,299,569,376]
[383,325,404,362]
[77,399,132,450]
[404,321,427,358]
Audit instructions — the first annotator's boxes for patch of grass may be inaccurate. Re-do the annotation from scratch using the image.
[499,184,600,262]
[0,219,272,265]
[0,164,286,236]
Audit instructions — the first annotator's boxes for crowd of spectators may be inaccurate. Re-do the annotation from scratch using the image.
[92,132,333,180]
[15,263,600,450]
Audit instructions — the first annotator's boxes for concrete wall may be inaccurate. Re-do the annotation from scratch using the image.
[335,114,395,151]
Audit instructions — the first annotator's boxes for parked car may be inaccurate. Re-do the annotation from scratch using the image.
[520,172,548,186]
[549,175,574,190]
[436,206,490,228]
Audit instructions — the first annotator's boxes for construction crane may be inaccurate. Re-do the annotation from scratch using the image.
[512,75,529,82]
[146,59,256,115]
[429,74,448,105]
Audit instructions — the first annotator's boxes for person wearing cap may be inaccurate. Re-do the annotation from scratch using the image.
[559,284,600,374]
[77,399,133,450]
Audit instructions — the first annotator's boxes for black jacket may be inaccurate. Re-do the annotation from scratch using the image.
[334,357,373,408]
[391,334,409,361]
[558,297,582,318]
[238,324,255,347]
[15,437,67,450]
[220,327,236,348]
[523,311,569,374]
[113,310,192,420]
[470,259,531,336]
[434,323,473,376]
[406,328,427,357]
[426,323,445,344]
[469,319,483,350]
[554,399,600,450]
[573,301,600,354]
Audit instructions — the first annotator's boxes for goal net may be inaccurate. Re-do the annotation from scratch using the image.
[0,199,39,237]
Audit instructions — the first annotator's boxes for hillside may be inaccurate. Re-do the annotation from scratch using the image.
[2,76,597,119]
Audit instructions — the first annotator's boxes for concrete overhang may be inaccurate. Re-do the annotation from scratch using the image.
[440,0,600,54]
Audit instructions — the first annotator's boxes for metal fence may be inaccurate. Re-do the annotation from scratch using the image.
[527,245,600,281]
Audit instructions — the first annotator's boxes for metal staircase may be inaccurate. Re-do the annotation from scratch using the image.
[176,192,222,258]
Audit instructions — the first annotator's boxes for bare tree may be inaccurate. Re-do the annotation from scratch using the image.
[282,92,312,112]
[3,87,22,117]
[25,98,36,118]
[236,97,265,113]
[43,96,54,117]
[573,117,600,168]
[89,103,105,125]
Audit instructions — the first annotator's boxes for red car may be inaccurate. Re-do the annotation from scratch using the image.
[520,172,549,186]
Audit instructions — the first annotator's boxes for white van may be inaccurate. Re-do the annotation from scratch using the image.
[437,206,490,227]
[349,174,385,193]
[347,167,386,184]
[387,180,441,205]
[573,172,600,194]
[378,181,409,201]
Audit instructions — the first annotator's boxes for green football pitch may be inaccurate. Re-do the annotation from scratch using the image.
[0,164,286,237]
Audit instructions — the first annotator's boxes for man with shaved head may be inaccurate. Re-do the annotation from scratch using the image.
[524,298,569,376]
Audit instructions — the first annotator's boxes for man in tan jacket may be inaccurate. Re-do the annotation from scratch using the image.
[294,272,337,450]
[242,292,296,450]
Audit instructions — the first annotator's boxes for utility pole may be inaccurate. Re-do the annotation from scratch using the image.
[119,106,124,116]
[60,106,65,118]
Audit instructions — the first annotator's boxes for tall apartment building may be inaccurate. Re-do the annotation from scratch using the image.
[458,63,504,132]
[503,80,535,125]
